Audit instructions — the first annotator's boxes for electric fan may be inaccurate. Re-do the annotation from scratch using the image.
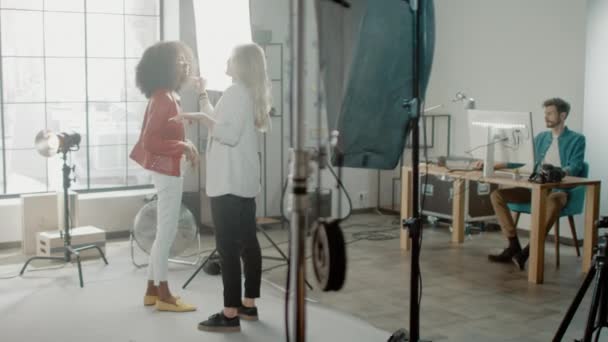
[130,198,201,267]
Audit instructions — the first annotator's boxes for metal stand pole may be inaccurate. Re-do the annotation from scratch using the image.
[391,1,427,341]
[290,0,309,340]
[407,1,424,340]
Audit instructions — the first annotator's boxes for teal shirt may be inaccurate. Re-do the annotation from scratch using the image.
[533,126,586,177]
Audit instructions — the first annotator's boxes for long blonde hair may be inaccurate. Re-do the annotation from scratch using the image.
[231,43,272,132]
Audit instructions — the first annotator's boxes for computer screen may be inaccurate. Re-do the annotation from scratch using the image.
[467,110,536,174]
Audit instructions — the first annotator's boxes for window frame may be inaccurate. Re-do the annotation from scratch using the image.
[0,0,163,196]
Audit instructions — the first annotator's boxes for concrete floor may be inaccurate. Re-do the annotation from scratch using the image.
[0,212,604,341]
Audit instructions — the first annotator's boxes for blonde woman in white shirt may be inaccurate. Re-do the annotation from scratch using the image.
[172,43,271,333]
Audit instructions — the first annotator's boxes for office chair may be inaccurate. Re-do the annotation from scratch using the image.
[508,162,589,267]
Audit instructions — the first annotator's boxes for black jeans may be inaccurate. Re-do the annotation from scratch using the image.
[210,194,262,308]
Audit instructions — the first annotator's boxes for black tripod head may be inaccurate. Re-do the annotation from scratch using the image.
[595,217,608,259]
[597,216,608,229]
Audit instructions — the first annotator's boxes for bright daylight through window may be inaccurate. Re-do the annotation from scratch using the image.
[193,0,252,91]
[0,0,161,195]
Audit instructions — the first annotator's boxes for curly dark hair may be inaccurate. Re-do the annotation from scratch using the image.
[543,97,571,118]
[136,41,194,98]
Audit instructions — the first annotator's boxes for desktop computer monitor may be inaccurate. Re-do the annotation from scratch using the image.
[467,110,536,177]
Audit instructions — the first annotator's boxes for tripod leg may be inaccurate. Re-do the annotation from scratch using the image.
[554,264,597,341]
[594,293,608,342]
[19,256,65,275]
[96,246,109,265]
[182,249,217,289]
[77,256,83,288]
[20,258,37,275]
[592,266,608,342]
[75,244,109,265]
[583,263,606,342]
[258,225,290,261]
[67,247,84,287]
[69,248,84,288]
[258,225,313,289]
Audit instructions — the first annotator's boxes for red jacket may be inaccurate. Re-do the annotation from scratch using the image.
[130,90,185,177]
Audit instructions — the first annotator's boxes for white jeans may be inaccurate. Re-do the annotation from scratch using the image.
[147,170,183,285]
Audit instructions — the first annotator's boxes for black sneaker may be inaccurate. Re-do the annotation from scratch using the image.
[488,247,520,263]
[198,313,240,333]
[512,247,529,271]
[238,306,258,321]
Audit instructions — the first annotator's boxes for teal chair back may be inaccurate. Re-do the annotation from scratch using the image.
[507,162,589,217]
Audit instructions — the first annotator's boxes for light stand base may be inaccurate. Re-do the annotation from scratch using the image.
[20,244,108,288]
[388,329,431,342]
[20,149,108,288]
[182,223,314,290]
[182,249,219,289]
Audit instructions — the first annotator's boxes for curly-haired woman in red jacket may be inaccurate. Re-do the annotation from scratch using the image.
[130,41,199,312]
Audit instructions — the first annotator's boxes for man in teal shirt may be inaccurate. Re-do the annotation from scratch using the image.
[485,98,586,270]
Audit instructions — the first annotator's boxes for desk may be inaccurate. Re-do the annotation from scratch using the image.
[400,165,601,284]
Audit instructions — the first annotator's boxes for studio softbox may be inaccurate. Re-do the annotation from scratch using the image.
[316,0,435,169]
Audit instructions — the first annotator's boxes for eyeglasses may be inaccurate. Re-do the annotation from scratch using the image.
[177,60,190,68]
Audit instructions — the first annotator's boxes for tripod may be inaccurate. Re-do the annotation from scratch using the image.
[182,221,313,289]
[20,150,108,288]
[554,231,608,342]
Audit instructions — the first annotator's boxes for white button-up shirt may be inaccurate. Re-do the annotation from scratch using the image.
[204,82,261,198]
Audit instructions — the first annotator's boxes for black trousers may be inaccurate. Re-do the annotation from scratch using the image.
[210,194,262,308]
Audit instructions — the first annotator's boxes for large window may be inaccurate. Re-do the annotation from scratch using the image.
[193,0,251,91]
[0,0,161,195]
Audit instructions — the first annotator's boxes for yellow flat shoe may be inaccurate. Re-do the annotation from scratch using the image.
[144,295,158,306]
[155,299,196,312]
[144,295,181,306]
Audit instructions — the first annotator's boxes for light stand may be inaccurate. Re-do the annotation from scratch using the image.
[20,138,108,288]
[289,0,310,340]
[389,1,428,341]
[294,0,431,340]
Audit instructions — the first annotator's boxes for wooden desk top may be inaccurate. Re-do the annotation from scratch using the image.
[403,164,600,190]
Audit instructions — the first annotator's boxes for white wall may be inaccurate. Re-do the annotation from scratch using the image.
[77,189,155,232]
[584,0,608,216]
[425,0,587,152]
[0,190,154,244]
[249,0,292,219]
[397,0,589,237]
[0,199,21,243]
